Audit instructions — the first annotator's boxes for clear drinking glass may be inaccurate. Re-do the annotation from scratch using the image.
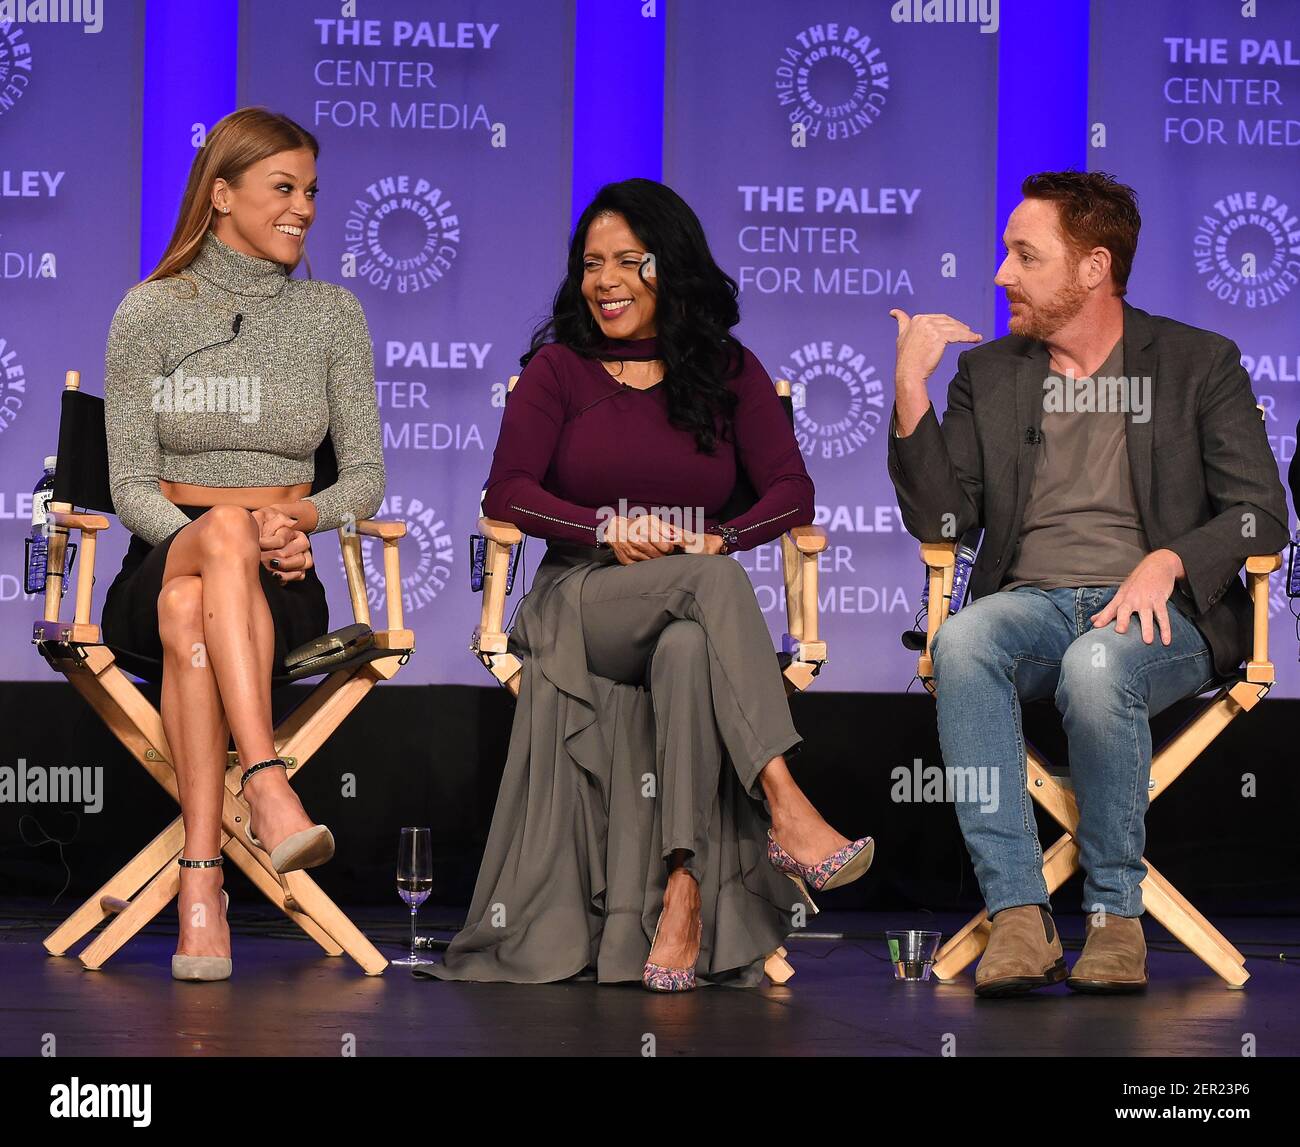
[886,929,943,981]
[391,826,434,967]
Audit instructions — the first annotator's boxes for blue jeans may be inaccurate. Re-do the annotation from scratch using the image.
[930,585,1218,919]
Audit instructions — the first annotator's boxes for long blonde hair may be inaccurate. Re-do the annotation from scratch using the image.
[144,107,319,284]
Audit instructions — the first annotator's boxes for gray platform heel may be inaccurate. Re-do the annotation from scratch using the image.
[239,758,335,874]
[172,856,232,982]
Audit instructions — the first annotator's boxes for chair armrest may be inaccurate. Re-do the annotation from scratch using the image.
[354,518,406,540]
[917,541,958,687]
[337,518,414,651]
[786,524,827,553]
[779,524,826,668]
[40,501,108,632]
[472,518,523,657]
[920,541,956,568]
[1244,551,1282,684]
[47,511,110,532]
[479,517,524,546]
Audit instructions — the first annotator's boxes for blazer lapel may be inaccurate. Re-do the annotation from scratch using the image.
[1122,302,1157,528]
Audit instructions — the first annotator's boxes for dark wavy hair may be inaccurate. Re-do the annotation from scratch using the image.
[523,179,742,452]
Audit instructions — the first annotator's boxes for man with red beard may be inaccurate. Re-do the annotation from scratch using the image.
[886,170,1288,997]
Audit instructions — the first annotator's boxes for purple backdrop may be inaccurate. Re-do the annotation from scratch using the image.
[1090,0,1300,696]
[237,0,576,685]
[2,2,1296,697]
[0,6,143,680]
[664,1,999,693]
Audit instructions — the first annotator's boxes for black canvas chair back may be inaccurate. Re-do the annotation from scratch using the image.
[50,387,355,685]
[53,388,338,510]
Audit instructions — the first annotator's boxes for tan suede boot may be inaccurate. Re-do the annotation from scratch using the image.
[974,904,1068,998]
[1067,914,1148,993]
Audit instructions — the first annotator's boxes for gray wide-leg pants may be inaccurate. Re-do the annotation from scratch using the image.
[578,551,803,881]
[427,545,805,985]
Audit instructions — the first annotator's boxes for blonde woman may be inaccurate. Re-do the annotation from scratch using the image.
[100,107,385,980]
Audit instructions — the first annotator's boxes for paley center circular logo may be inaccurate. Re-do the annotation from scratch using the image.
[335,492,455,614]
[780,339,885,461]
[1192,190,1299,310]
[774,22,890,141]
[0,20,34,120]
[342,174,461,294]
[0,329,25,434]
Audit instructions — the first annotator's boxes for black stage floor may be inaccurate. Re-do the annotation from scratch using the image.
[3,899,1297,1057]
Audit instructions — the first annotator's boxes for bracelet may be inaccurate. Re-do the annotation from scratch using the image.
[706,524,740,555]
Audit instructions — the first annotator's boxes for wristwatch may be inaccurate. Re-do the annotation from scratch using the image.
[706,523,740,555]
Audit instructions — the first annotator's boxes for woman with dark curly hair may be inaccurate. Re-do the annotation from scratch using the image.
[429,180,872,991]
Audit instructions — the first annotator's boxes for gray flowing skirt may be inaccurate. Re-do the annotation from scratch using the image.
[422,543,810,987]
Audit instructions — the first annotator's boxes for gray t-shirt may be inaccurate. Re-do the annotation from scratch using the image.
[1002,336,1149,591]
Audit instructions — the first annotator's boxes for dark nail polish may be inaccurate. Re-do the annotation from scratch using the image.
[270,558,281,569]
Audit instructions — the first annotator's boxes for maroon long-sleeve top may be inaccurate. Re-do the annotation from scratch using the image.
[482,336,815,551]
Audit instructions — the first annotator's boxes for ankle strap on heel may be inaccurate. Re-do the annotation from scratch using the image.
[178,856,224,869]
[239,757,289,791]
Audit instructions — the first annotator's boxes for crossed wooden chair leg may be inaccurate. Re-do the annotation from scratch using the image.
[40,643,394,976]
[474,507,830,988]
[918,544,1279,993]
[46,760,388,975]
[932,726,1252,989]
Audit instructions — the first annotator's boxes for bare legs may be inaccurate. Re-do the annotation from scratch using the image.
[760,755,852,864]
[648,757,853,969]
[159,575,231,959]
[158,505,316,958]
[646,851,703,970]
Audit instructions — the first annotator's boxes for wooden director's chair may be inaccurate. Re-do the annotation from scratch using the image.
[34,371,414,976]
[469,374,829,984]
[914,540,1281,988]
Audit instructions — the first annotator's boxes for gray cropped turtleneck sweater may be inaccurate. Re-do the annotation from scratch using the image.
[103,229,386,546]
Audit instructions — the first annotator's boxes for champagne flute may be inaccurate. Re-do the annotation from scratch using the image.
[391,826,434,966]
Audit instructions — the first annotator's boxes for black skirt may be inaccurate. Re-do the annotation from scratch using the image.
[100,504,330,683]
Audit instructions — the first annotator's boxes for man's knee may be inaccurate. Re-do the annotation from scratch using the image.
[931,602,1002,674]
[1056,629,1144,712]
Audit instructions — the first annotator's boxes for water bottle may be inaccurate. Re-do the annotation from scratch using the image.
[919,537,978,615]
[948,540,978,614]
[24,456,58,595]
[469,479,521,595]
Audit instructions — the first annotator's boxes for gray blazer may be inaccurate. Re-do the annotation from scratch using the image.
[887,302,1290,677]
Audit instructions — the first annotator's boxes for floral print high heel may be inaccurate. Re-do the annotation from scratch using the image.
[767,829,875,894]
[642,907,702,992]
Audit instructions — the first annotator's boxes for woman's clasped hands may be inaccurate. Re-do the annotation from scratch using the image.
[598,513,725,565]
[251,504,314,583]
